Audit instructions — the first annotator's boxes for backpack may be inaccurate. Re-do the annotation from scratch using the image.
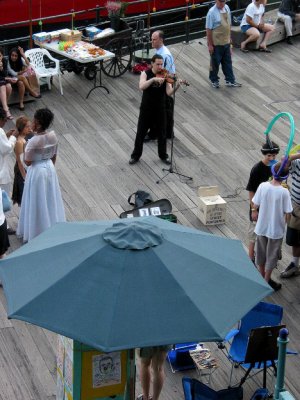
[128,190,153,208]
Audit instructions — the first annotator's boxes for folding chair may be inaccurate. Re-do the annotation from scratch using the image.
[167,342,198,373]
[182,377,243,400]
[221,301,296,387]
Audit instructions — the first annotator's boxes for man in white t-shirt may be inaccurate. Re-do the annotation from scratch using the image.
[240,0,274,52]
[252,161,292,291]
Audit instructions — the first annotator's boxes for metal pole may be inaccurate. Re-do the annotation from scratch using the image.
[274,328,295,400]
[29,0,33,49]
[185,0,190,44]
[96,5,100,24]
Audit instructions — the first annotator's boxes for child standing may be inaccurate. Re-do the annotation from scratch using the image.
[252,162,292,291]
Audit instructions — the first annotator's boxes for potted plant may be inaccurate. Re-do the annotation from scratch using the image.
[105,1,128,31]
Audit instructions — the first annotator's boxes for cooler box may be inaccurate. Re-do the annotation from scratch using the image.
[57,336,135,400]
[198,186,226,225]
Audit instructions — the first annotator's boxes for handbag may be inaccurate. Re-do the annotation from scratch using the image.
[128,190,153,208]
[1,190,12,212]
[21,65,36,78]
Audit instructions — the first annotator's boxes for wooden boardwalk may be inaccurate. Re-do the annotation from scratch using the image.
[1,35,300,399]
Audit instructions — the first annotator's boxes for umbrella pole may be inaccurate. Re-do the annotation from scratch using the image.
[123,349,136,400]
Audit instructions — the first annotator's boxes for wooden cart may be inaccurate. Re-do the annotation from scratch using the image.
[81,19,133,80]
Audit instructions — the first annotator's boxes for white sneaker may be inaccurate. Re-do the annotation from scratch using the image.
[211,81,220,89]
[280,262,300,278]
[225,81,242,87]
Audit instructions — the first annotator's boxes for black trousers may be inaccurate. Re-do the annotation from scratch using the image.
[148,96,174,139]
[131,108,168,160]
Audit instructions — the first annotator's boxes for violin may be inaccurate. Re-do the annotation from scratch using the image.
[156,68,189,86]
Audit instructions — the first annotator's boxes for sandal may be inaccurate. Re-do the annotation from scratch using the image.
[30,92,42,99]
[259,47,272,53]
[19,105,25,111]
[5,110,13,120]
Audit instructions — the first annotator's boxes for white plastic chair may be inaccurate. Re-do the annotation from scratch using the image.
[25,48,63,95]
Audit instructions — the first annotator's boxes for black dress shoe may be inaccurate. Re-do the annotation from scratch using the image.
[129,158,139,165]
[286,36,293,45]
[161,157,171,165]
[7,228,16,235]
[268,278,282,291]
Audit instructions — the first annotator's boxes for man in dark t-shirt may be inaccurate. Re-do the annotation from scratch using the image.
[129,54,179,165]
[246,141,280,262]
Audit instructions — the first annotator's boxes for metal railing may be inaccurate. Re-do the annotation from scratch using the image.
[0,0,281,53]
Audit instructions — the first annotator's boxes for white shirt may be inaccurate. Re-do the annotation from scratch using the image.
[0,127,16,185]
[241,2,265,27]
[0,188,5,226]
[156,45,175,74]
[253,181,292,239]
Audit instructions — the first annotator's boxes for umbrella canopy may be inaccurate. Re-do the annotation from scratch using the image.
[0,217,272,352]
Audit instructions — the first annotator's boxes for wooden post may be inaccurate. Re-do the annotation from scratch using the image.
[29,0,33,49]
[147,0,151,29]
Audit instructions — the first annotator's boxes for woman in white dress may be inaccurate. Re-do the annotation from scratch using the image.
[17,108,65,242]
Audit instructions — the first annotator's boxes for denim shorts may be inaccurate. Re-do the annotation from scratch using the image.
[241,24,252,33]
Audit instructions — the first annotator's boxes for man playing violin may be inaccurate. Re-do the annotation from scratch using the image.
[129,54,180,165]
[144,30,176,141]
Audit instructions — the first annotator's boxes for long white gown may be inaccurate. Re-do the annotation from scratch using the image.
[17,131,65,242]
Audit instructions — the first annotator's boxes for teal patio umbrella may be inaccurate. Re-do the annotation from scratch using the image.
[0,217,272,352]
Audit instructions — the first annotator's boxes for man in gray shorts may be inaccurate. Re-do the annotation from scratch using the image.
[137,345,171,400]
[252,161,292,291]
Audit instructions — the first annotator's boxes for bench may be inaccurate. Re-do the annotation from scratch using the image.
[3,56,36,107]
[8,86,36,107]
[231,8,300,49]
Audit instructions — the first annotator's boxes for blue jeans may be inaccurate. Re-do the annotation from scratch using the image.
[209,44,235,84]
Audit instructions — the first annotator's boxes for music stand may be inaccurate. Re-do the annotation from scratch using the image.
[156,77,193,184]
[239,325,285,389]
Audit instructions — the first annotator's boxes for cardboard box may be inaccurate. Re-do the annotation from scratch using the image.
[32,32,51,44]
[198,186,226,225]
[85,26,101,39]
[60,29,82,42]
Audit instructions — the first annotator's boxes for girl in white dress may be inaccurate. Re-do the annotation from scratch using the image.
[17,108,65,242]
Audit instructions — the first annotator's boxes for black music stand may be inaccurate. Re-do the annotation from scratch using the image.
[239,325,285,389]
[156,77,192,184]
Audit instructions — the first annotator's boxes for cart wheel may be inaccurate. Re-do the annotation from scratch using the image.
[102,38,132,78]
[73,62,84,75]
[84,65,97,80]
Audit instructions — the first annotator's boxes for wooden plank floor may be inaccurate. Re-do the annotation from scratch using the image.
[1,35,300,399]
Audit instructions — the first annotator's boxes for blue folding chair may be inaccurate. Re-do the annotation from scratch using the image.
[182,377,243,400]
[167,342,198,373]
[222,301,296,387]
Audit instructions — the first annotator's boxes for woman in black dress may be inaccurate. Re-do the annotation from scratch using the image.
[0,188,10,259]
[12,116,32,206]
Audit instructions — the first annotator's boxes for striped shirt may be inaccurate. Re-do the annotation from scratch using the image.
[290,159,300,205]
